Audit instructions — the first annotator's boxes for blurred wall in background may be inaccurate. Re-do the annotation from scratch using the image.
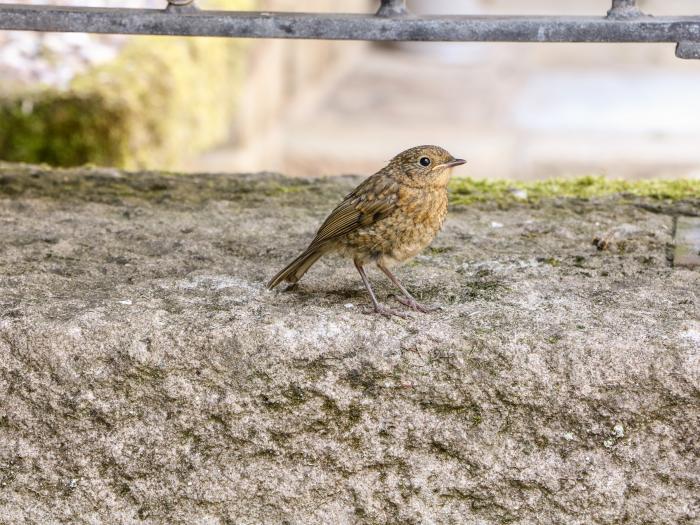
[0,0,698,181]
[204,0,700,181]
[0,0,371,170]
[221,0,370,172]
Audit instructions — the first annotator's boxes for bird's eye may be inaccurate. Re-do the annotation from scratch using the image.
[419,157,431,167]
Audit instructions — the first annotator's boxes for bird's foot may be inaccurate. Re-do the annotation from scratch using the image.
[363,303,410,319]
[394,295,441,313]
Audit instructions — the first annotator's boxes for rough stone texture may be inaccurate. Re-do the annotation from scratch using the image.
[0,165,699,524]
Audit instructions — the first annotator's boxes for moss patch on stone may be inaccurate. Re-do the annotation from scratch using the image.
[1,164,698,217]
[0,0,253,169]
[449,175,700,205]
[0,162,350,209]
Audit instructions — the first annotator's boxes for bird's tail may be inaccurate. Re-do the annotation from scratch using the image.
[267,248,325,290]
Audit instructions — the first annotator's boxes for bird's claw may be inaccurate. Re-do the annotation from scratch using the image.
[394,295,441,313]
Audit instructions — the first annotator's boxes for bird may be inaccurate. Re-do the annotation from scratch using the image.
[267,145,466,317]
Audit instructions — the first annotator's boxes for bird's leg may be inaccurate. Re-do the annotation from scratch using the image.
[377,262,441,313]
[354,259,408,318]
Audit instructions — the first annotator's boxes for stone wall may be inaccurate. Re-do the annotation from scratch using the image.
[0,164,698,523]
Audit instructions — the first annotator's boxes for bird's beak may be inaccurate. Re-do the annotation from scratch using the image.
[438,158,466,169]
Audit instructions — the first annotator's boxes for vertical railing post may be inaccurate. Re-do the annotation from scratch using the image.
[376,0,408,17]
[607,0,644,18]
[166,0,198,12]
[676,41,700,59]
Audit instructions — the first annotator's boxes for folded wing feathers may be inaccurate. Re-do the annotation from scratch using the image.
[308,175,399,250]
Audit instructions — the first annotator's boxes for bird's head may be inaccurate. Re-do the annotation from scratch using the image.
[387,145,466,188]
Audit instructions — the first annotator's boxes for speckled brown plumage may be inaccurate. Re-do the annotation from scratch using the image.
[267,145,465,317]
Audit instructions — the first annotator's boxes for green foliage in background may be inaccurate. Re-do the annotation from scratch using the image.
[0,0,254,169]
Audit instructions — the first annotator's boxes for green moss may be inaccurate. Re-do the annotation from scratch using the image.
[2,163,698,216]
[542,257,561,267]
[0,164,330,206]
[0,0,254,169]
[449,175,700,205]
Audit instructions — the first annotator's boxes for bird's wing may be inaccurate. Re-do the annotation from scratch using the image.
[307,174,399,250]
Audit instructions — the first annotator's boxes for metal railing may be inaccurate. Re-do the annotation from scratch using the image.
[0,0,698,59]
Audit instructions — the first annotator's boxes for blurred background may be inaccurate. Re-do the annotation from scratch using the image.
[0,0,699,180]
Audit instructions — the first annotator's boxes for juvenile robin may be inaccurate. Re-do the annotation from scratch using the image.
[267,145,466,317]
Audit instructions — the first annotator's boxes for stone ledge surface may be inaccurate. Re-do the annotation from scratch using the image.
[0,165,698,524]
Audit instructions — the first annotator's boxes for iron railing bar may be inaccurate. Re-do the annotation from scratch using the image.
[0,5,699,44]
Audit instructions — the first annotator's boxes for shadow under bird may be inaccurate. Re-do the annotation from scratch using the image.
[267,145,466,317]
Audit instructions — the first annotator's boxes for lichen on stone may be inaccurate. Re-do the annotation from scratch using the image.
[449,174,700,205]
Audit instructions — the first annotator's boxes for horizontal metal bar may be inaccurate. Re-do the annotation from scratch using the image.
[0,4,699,42]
